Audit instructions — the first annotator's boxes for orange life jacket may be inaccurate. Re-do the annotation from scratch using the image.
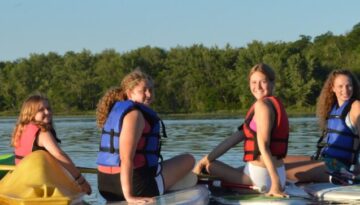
[242,96,289,162]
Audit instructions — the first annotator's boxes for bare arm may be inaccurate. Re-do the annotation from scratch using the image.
[254,100,286,197]
[120,110,153,203]
[38,131,92,194]
[350,100,360,174]
[207,130,244,162]
[193,129,244,174]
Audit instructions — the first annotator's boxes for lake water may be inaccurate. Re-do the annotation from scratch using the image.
[0,116,320,204]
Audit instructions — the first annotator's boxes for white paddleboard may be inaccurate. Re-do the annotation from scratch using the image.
[213,195,310,205]
[212,182,311,205]
[107,185,209,205]
[303,182,360,202]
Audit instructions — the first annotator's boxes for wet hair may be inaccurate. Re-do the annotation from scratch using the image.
[316,69,360,130]
[11,93,55,147]
[96,68,153,128]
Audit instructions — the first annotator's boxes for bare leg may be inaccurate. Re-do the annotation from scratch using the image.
[284,155,329,183]
[204,160,263,194]
[168,172,197,191]
[206,160,252,185]
[161,153,195,190]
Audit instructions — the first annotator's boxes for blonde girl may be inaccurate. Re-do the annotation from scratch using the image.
[11,93,92,194]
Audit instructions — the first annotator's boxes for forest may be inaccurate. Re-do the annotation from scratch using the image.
[1,23,360,115]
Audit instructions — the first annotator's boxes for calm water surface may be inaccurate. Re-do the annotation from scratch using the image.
[0,116,320,204]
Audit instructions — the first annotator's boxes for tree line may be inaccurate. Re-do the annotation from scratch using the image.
[1,23,360,114]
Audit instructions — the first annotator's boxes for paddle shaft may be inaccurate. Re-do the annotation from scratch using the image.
[197,174,265,192]
[198,174,312,199]
[0,164,97,174]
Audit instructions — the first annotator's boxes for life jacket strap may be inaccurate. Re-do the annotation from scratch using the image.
[99,147,160,155]
[327,115,345,119]
[160,119,167,138]
[238,124,244,131]
[271,138,288,142]
[312,130,327,160]
[110,129,115,153]
[100,128,119,154]
[136,150,161,154]
[101,129,120,136]
[323,144,358,154]
[99,147,120,153]
[326,128,358,139]
[243,137,288,142]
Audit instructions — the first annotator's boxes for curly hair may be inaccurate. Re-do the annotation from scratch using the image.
[96,69,153,128]
[11,93,54,147]
[316,69,360,130]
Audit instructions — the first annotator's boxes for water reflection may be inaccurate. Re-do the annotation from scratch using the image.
[0,116,320,204]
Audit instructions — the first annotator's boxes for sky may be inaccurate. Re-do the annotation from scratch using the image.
[0,0,359,61]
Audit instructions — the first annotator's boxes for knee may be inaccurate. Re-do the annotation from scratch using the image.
[185,153,195,167]
[179,153,195,168]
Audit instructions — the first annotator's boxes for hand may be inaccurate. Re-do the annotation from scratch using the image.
[265,185,288,198]
[193,155,209,175]
[80,179,92,195]
[126,196,154,204]
[75,174,92,195]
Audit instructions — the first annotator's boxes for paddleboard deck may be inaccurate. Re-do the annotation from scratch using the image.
[210,182,312,205]
[212,194,311,205]
[303,182,360,202]
[106,185,209,205]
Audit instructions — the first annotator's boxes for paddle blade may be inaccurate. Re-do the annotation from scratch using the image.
[0,154,15,179]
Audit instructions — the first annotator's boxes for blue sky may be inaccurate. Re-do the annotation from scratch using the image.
[0,0,359,61]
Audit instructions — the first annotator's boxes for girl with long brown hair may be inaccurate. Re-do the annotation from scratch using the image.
[96,69,195,203]
[285,69,360,184]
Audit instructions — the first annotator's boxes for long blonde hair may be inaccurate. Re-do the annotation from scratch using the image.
[11,93,54,147]
[316,69,360,130]
[96,69,153,128]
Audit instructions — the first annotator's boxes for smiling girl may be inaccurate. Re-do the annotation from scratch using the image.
[194,63,289,197]
[11,93,92,194]
[285,69,360,184]
[96,69,195,203]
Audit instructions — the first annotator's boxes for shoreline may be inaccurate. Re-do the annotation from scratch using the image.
[0,108,316,119]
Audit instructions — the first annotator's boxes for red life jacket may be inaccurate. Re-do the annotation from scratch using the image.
[243,96,289,162]
[14,123,41,165]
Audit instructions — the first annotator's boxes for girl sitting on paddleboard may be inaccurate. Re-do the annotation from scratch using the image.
[11,93,92,194]
[194,63,289,198]
[96,69,196,203]
[285,69,360,184]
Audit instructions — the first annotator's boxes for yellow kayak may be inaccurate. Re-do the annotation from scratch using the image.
[0,150,84,205]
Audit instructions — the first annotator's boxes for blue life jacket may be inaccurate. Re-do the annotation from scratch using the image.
[96,100,166,168]
[320,99,360,166]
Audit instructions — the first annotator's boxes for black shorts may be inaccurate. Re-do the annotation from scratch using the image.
[98,165,163,201]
